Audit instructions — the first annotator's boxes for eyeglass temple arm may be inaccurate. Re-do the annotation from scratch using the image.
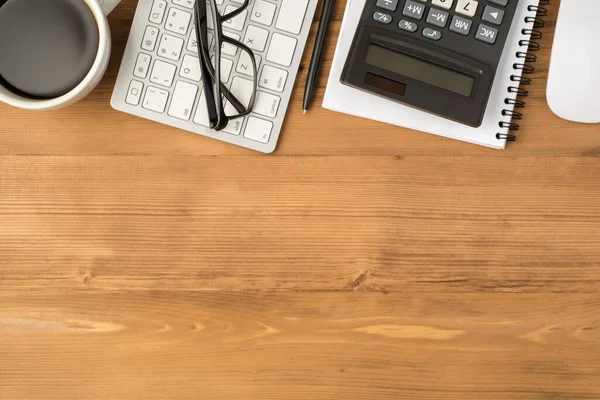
[220,0,250,21]
[194,1,220,128]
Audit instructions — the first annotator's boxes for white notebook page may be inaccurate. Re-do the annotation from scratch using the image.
[323,0,540,149]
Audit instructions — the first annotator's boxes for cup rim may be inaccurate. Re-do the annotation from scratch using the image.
[0,0,110,110]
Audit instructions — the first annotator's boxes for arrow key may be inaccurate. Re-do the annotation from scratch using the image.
[482,5,504,26]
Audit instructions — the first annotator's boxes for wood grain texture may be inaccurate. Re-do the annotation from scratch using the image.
[2,292,600,400]
[1,0,600,399]
[1,155,599,294]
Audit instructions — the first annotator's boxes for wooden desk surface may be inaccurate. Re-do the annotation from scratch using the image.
[1,1,599,398]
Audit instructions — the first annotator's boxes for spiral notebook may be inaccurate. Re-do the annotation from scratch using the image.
[323,0,548,149]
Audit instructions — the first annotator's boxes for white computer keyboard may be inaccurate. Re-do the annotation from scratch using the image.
[111,0,318,153]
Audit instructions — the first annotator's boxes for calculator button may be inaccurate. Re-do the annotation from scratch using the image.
[398,19,418,33]
[449,15,472,35]
[402,0,426,20]
[488,0,508,6]
[422,28,442,41]
[150,59,176,87]
[376,0,398,12]
[133,53,152,78]
[143,86,169,113]
[373,11,393,24]
[165,7,191,35]
[141,26,159,51]
[126,80,144,105]
[431,0,453,10]
[455,0,478,18]
[149,0,167,24]
[475,24,498,44]
[481,5,504,26]
[426,8,449,28]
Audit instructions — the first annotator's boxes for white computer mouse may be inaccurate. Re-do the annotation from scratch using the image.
[547,0,600,123]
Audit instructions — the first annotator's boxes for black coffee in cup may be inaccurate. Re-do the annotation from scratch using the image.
[0,0,100,99]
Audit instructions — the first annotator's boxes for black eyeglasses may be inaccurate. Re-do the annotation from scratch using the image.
[193,0,258,131]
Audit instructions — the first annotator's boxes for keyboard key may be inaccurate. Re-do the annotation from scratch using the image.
[244,117,273,144]
[223,5,247,31]
[244,25,269,52]
[254,91,281,118]
[165,7,191,35]
[449,15,472,35]
[488,0,508,6]
[149,0,167,24]
[193,92,210,127]
[180,54,201,81]
[251,0,277,26]
[259,65,288,92]
[143,86,169,113]
[376,0,398,12]
[141,25,159,51]
[172,0,194,9]
[223,118,244,136]
[125,80,144,105]
[168,81,198,120]
[158,33,184,61]
[187,28,198,52]
[456,0,478,18]
[133,53,152,78]
[224,77,254,115]
[475,24,498,44]
[222,31,240,56]
[236,52,262,77]
[276,0,309,35]
[432,0,453,10]
[373,12,392,24]
[150,59,177,87]
[266,33,297,67]
[398,19,418,32]
[481,5,504,26]
[426,8,449,28]
[422,27,442,41]
[402,0,425,20]
[214,57,234,82]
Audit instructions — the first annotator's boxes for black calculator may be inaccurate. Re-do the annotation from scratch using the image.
[341,0,518,127]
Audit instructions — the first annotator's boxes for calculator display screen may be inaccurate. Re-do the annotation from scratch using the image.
[365,44,476,97]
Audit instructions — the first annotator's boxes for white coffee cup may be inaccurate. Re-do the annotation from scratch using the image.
[0,0,121,111]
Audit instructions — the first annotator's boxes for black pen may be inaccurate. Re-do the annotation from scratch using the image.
[303,0,336,114]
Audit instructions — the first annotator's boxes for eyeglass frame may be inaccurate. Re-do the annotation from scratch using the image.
[193,0,258,131]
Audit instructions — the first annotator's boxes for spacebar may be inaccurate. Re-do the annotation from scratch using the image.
[275,0,310,35]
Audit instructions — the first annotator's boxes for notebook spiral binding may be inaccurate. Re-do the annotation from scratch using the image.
[496,0,549,142]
